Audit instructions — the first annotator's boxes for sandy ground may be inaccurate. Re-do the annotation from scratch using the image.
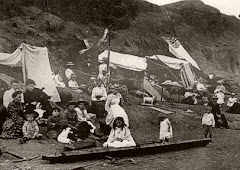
[1,95,240,170]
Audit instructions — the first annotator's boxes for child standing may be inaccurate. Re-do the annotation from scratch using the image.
[103,117,136,148]
[20,112,43,144]
[202,105,215,139]
[159,117,173,143]
[47,107,64,139]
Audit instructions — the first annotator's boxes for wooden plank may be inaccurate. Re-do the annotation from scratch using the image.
[150,107,174,114]
[42,139,211,163]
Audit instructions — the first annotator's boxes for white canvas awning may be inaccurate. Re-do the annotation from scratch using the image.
[98,50,147,71]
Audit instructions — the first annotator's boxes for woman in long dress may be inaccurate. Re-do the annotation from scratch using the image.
[1,91,24,139]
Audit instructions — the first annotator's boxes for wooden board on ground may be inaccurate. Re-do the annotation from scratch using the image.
[42,138,211,163]
[150,107,174,114]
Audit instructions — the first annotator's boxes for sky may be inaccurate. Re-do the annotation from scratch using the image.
[145,0,240,17]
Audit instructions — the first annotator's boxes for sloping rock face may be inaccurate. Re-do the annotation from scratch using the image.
[0,0,240,93]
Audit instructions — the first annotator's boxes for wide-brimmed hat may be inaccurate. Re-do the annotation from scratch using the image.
[231,93,236,96]
[76,98,89,106]
[66,62,74,66]
[212,96,218,99]
[67,101,76,106]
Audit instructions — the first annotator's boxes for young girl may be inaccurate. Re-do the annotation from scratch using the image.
[47,107,64,139]
[159,117,173,143]
[103,117,136,148]
[20,112,43,144]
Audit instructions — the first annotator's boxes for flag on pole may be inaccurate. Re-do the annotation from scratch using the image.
[162,36,201,70]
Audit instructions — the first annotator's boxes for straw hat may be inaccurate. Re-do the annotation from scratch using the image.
[66,62,74,66]
[76,98,89,106]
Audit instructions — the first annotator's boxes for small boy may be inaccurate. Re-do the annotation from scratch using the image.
[20,112,43,144]
[202,104,215,139]
[47,107,64,139]
[159,117,173,143]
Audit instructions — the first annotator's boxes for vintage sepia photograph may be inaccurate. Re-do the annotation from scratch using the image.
[0,0,240,169]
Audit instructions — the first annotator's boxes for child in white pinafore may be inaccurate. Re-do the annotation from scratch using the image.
[103,117,136,148]
[159,117,173,143]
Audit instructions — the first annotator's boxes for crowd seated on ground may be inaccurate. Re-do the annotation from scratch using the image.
[0,58,235,152]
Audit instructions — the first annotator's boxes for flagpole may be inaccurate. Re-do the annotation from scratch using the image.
[106,29,111,91]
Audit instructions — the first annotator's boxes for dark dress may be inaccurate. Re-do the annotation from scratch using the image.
[0,101,24,139]
[47,115,65,139]
[24,88,52,118]
[210,102,229,128]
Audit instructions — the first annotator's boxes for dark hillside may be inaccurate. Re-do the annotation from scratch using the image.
[1,0,240,92]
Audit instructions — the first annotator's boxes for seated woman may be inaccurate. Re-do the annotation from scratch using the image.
[227,93,237,108]
[103,117,136,148]
[91,79,108,134]
[105,87,123,113]
[181,88,194,105]
[54,69,66,88]
[1,91,24,139]
[226,93,240,114]
[106,103,129,128]
[24,79,52,118]
[63,101,91,140]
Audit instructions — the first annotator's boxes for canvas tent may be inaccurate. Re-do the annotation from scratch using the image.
[0,43,60,102]
[98,50,166,100]
[146,55,196,88]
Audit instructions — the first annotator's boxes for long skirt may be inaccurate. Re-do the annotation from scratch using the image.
[91,101,107,118]
[1,118,23,139]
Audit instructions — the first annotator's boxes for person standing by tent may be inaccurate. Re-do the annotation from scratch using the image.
[210,96,229,129]
[24,79,52,119]
[0,91,24,139]
[65,62,75,80]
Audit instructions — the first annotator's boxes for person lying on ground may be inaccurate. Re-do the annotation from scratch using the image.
[3,80,24,108]
[75,98,96,134]
[63,101,92,140]
[20,112,43,144]
[210,96,229,129]
[202,104,215,140]
[47,107,65,139]
[65,62,75,80]
[103,117,136,148]
[0,91,24,139]
[24,79,52,118]
[159,117,173,143]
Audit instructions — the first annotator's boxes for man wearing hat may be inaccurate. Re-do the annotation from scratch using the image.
[75,98,96,133]
[63,101,92,139]
[65,62,75,80]
[210,96,229,129]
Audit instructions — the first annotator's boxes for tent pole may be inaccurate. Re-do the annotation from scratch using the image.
[106,29,111,91]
